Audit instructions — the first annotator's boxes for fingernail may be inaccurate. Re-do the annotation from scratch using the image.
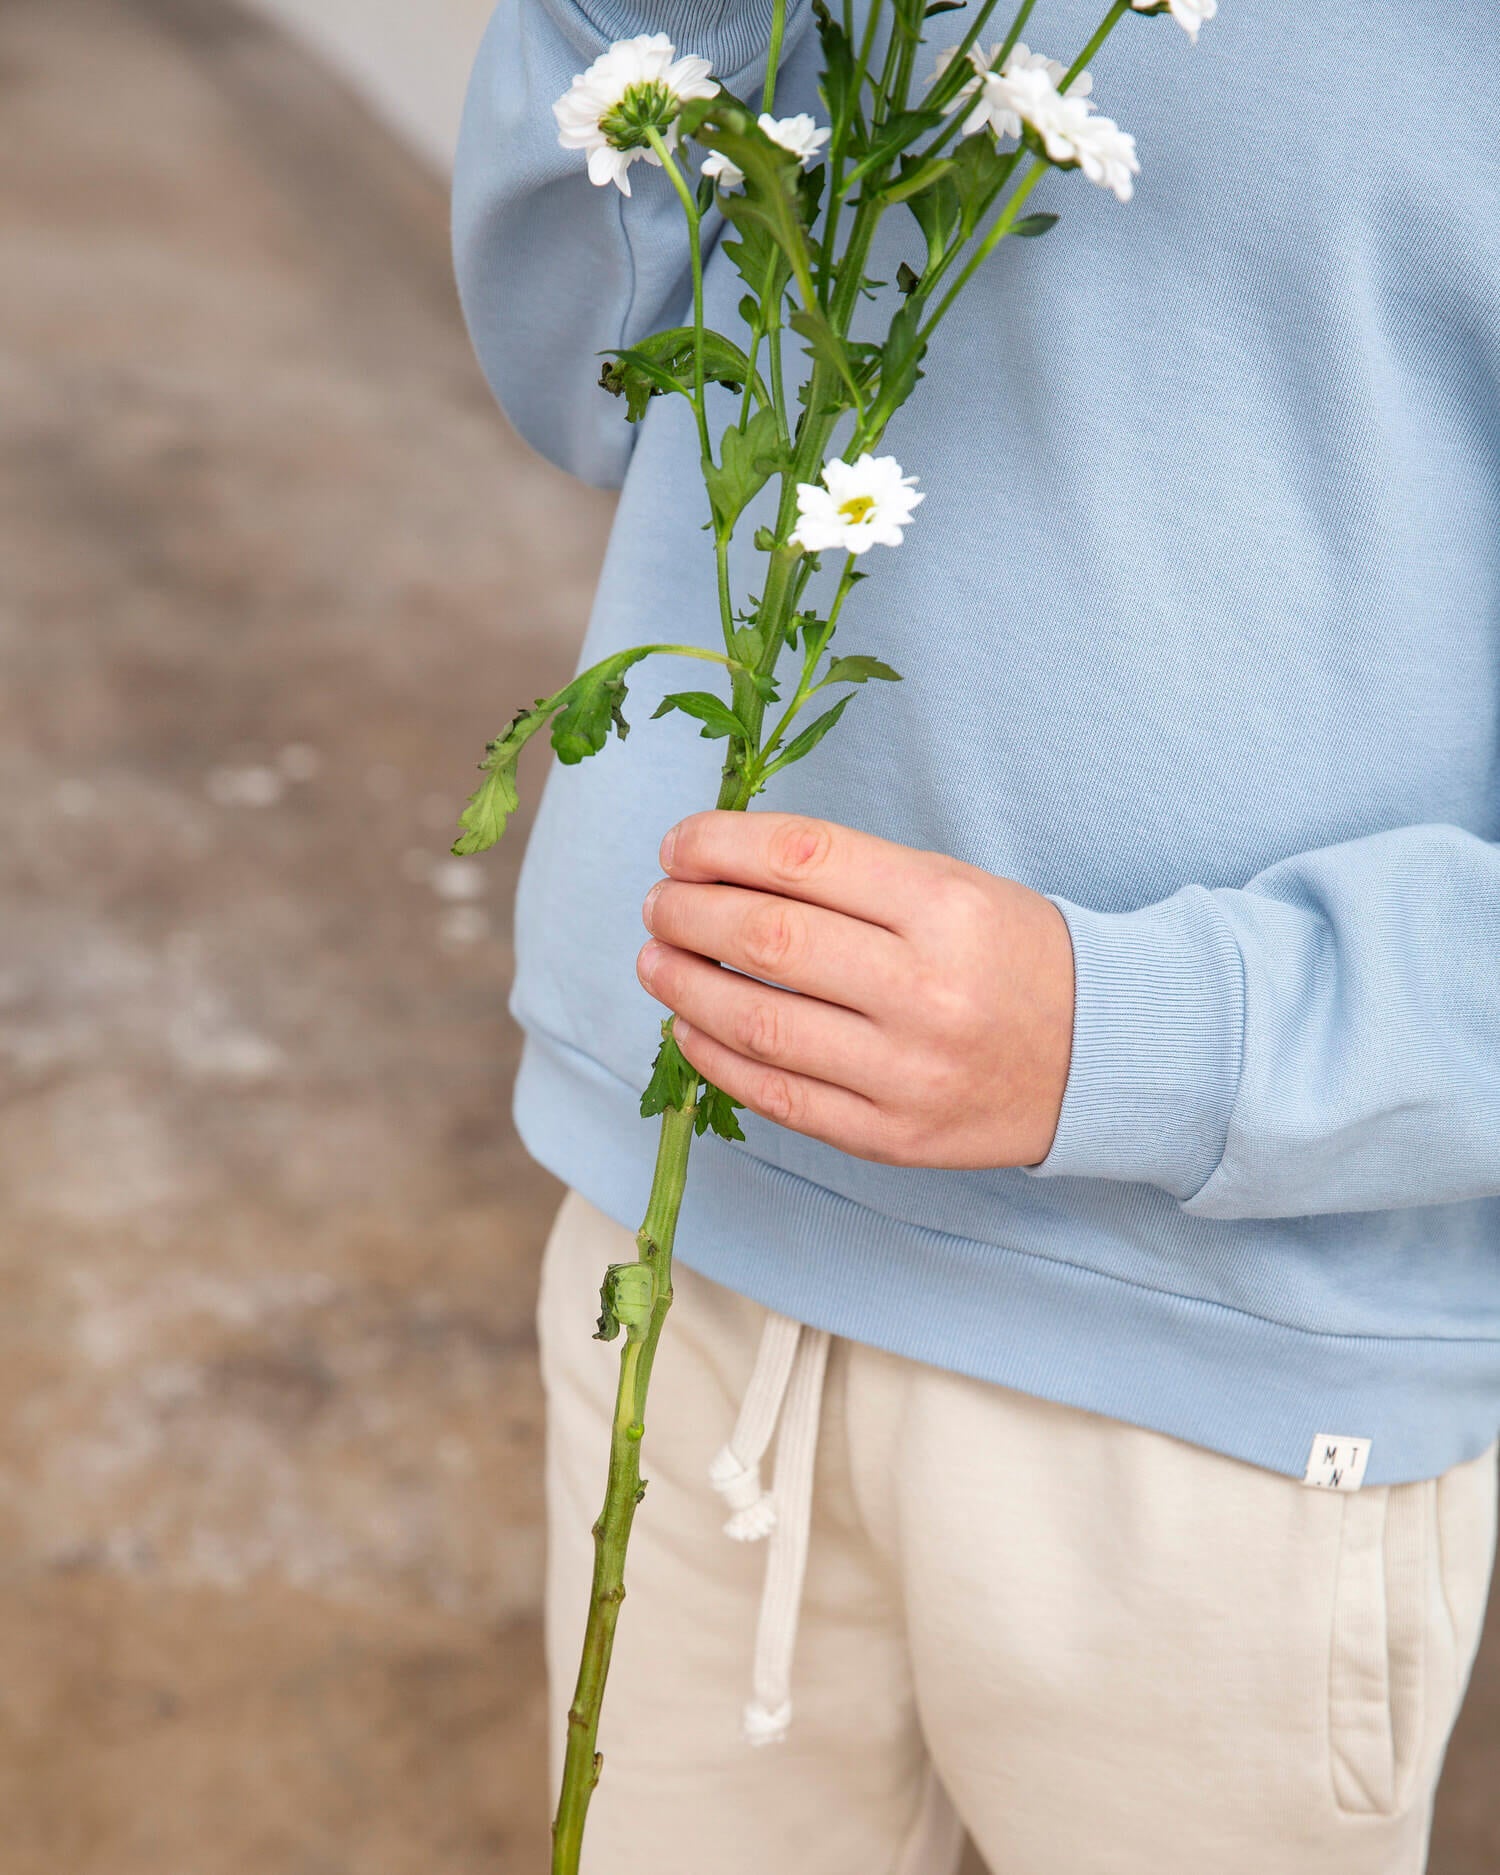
[673,1017,693,1046]
[642,880,666,930]
[637,940,662,988]
[660,824,680,870]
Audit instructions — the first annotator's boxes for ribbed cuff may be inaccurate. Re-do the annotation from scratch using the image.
[1027,885,1247,1199]
[569,0,786,77]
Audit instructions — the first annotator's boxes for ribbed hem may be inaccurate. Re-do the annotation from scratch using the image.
[559,0,794,78]
[514,1028,1500,1487]
[1029,886,1247,1199]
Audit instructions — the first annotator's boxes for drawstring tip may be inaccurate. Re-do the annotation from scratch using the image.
[723,1495,777,1541]
[743,1699,792,1747]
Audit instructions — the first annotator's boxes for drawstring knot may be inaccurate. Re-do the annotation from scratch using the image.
[708,1444,778,1540]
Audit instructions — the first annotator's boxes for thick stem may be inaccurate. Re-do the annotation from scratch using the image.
[550,1101,698,1875]
[763,0,789,114]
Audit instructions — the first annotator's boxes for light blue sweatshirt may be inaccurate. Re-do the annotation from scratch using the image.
[453,0,1500,1485]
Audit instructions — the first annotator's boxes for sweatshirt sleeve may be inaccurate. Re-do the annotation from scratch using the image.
[452,0,790,488]
[1029,822,1500,1219]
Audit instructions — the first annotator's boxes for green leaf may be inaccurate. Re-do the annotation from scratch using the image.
[797,161,827,226]
[842,109,944,190]
[873,299,926,421]
[552,650,650,764]
[763,693,852,777]
[703,405,785,533]
[651,690,753,741]
[952,132,1015,239]
[722,216,793,310]
[640,1022,698,1118]
[878,155,956,206]
[925,1,966,14]
[451,701,550,856]
[598,353,677,423]
[594,1261,655,1341]
[908,164,961,272]
[811,0,857,135]
[825,655,903,685]
[600,326,765,423]
[788,305,865,408]
[695,1083,747,1141]
[896,260,921,297]
[1010,212,1060,238]
[681,95,818,307]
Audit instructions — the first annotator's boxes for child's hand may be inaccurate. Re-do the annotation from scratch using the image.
[636,811,1075,1168]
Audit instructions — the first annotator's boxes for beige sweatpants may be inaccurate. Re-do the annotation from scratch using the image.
[539,1190,1498,1875]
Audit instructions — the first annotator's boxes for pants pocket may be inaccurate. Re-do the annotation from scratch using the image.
[1328,1480,1436,1816]
[1327,1447,1498,1819]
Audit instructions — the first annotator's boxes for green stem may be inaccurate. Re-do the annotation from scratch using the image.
[715,537,737,653]
[750,554,859,775]
[1062,0,1130,90]
[763,0,789,114]
[923,0,1028,117]
[645,128,712,467]
[919,156,1045,340]
[550,1101,698,1875]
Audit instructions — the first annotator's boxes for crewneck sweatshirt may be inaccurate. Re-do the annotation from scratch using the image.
[453,0,1500,1484]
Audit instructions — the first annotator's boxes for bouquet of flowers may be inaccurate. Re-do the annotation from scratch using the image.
[454,0,1213,1864]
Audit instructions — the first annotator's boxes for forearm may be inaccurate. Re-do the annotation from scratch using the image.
[1033,822,1500,1218]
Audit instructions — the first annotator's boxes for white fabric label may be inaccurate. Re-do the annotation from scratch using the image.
[1303,1435,1372,1491]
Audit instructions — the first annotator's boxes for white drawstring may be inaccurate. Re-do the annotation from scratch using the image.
[708,1310,832,1746]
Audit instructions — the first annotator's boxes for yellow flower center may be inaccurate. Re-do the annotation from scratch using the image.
[837,494,877,525]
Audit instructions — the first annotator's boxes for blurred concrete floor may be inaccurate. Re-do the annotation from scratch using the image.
[0,1,1495,1871]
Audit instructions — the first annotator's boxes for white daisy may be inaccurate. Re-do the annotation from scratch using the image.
[1069,113,1141,203]
[553,33,717,196]
[790,454,924,556]
[1132,0,1217,44]
[701,149,746,190]
[700,113,831,193]
[970,62,1140,204]
[932,41,1091,142]
[760,112,831,168]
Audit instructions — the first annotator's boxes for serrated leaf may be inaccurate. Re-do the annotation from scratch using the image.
[825,655,903,685]
[650,690,753,741]
[552,650,649,764]
[598,353,678,424]
[600,326,765,424]
[703,405,785,533]
[1010,212,1060,238]
[640,1023,699,1118]
[695,1083,747,1141]
[451,702,550,856]
[763,693,852,778]
[723,217,793,309]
